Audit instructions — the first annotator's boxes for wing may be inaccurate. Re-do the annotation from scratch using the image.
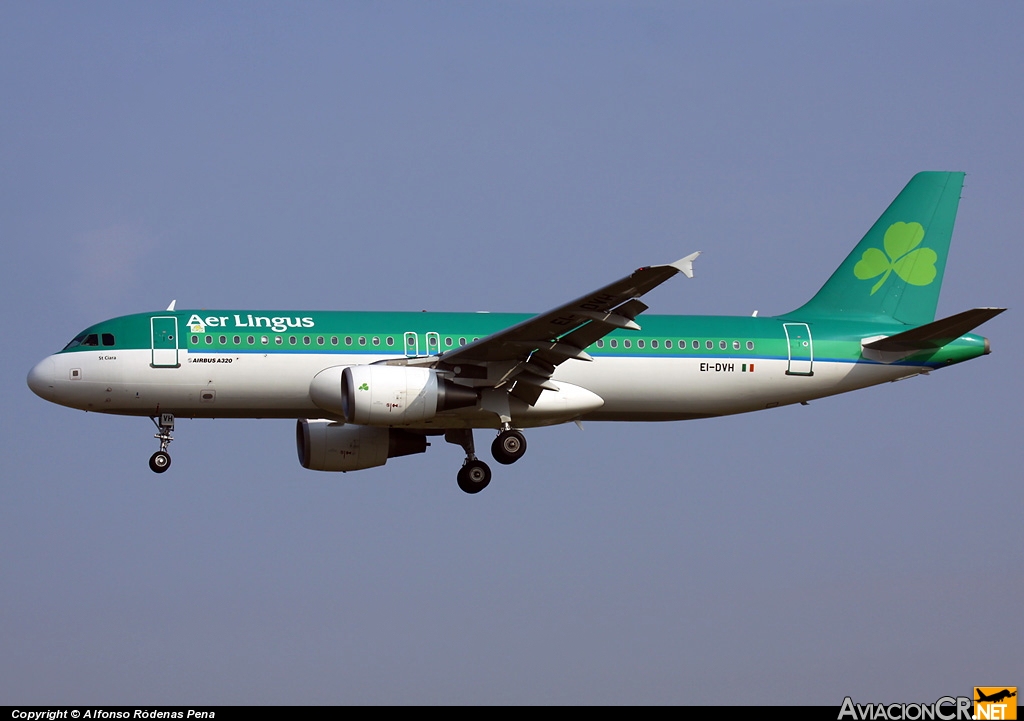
[427,252,701,406]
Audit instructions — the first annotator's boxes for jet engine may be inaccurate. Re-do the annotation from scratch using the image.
[309,365,477,425]
[296,419,428,472]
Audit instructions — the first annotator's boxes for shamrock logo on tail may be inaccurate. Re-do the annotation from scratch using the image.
[854,222,937,295]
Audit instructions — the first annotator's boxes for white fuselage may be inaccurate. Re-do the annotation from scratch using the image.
[29,346,923,428]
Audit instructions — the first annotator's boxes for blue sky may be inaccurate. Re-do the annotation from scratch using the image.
[2,1,1021,704]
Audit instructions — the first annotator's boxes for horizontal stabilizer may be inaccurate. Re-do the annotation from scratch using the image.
[863,307,1005,353]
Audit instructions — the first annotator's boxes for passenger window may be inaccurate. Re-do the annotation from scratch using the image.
[651,339,658,348]
[386,336,394,346]
[345,336,352,346]
[596,339,604,348]
[248,336,255,345]
[234,335,241,344]
[459,338,467,346]
[275,336,283,345]
[205,335,213,344]
[372,336,380,346]
[624,339,631,348]
[637,339,645,348]
[317,336,324,345]
[610,339,618,348]
[719,340,726,350]
[331,336,338,345]
[706,340,713,350]
[289,336,297,345]
[102,333,115,346]
[445,337,452,347]
[665,340,672,349]
[261,336,269,345]
[192,335,199,345]
[692,340,699,350]
[733,341,740,350]
[219,335,227,344]
[747,341,754,350]
[303,336,310,345]
[359,336,366,346]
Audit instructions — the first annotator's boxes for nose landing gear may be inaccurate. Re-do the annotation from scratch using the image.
[149,413,174,473]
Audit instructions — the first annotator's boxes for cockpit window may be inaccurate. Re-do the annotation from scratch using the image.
[102,333,115,347]
[63,332,100,350]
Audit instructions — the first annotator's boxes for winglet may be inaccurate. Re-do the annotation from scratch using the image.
[668,251,702,279]
[166,299,177,312]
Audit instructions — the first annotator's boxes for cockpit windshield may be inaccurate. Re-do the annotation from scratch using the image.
[62,332,115,350]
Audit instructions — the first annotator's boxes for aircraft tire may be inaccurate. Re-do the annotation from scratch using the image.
[149,451,171,473]
[491,430,527,465]
[457,460,491,494]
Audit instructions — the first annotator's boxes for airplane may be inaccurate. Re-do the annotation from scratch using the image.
[976,689,1016,704]
[27,172,1004,493]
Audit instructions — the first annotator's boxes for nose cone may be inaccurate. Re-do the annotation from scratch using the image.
[27,356,56,400]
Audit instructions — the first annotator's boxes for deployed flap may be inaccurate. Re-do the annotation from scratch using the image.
[863,307,1005,352]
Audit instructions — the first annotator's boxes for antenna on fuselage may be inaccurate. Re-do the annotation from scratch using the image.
[166,300,177,311]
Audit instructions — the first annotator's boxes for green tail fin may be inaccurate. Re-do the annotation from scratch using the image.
[790,172,965,326]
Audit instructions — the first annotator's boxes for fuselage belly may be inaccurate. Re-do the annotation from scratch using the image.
[33,345,929,427]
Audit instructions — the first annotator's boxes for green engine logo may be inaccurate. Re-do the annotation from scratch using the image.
[854,221,937,295]
[358,383,369,391]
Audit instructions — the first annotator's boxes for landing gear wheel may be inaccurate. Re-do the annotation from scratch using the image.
[457,460,492,494]
[149,450,171,473]
[491,429,527,465]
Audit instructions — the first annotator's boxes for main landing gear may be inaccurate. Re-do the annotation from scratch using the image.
[446,427,528,494]
[491,428,527,465]
[149,413,174,473]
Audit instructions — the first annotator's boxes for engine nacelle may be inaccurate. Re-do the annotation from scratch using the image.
[309,365,477,426]
[296,419,428,472]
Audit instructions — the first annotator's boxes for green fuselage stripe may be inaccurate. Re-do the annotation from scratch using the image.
[56,309,988,369]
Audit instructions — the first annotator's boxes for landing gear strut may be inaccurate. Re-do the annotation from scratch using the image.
[149,413,174,473]
[491,428,527,465]
[446,429,492,494]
